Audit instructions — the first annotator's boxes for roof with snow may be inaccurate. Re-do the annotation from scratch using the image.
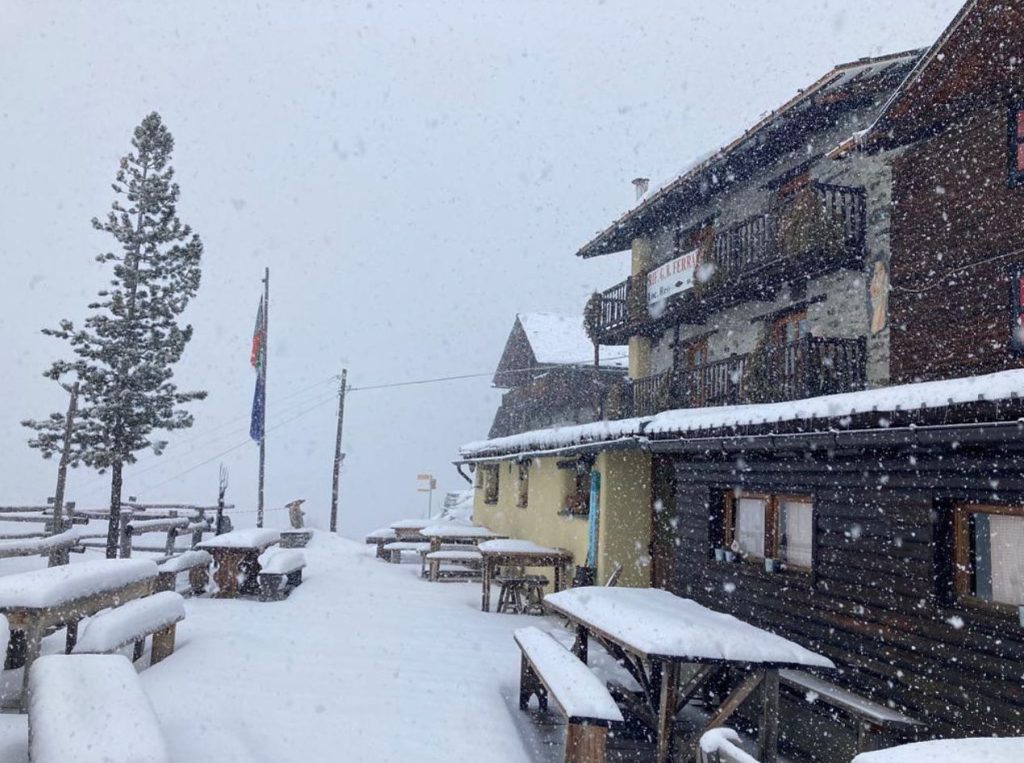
[492,312,627,388]
[576,49,922,259]
[460,368,1024,459]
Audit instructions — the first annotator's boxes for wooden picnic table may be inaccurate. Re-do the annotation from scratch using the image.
[477,539,572,612]
[0,558,159,703]
[420,524,507,552]
[389,518,440,541]
[197,528,280,598]
[544,587,834,763]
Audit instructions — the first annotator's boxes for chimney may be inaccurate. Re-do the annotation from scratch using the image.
[632,177,650,201]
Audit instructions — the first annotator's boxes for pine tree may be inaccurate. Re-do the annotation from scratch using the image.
[23,112,206,557]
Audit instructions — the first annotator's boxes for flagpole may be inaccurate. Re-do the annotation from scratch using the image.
[257,267,269,528]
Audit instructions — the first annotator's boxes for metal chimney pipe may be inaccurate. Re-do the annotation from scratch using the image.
[632,177,650,200]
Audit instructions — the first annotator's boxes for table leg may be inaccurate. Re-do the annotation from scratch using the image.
[64,619,78,654]
[554,562,564,592]
[571,625,588,663]
[481,560,492,612]
[214,552,240,598]
[19,623,44,705]
[655,661,681,763]
[760,668,780,763]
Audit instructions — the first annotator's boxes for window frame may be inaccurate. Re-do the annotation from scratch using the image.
[515,460,530,509]
[722,490,814,572]
[953,502,1024,614]
[1008,103,1024,188]
[480,464,499,505]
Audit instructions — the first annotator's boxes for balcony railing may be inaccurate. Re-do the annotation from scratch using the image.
[589,183,867,342]
[623,336,866,417]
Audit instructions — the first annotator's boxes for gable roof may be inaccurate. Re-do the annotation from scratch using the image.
[492,313,627,388]
[865,0,1024,148]
[575,50,922,259]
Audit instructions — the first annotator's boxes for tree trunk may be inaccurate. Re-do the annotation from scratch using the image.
[105,459,123,558]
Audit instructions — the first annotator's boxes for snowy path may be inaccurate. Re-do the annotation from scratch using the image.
[0,535,538,762]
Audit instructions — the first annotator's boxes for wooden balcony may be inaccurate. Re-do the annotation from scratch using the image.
[588,183,867,344]
[623,336,867,417]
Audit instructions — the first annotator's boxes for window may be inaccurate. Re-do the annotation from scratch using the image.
[558,457,592,517]
[515,461,530,508]
[1009,105,1024,187]
[1011,268,1024,353]
[723,491,814,570]
[954,504,1024,609]
[480,465,499,505]
[772,310,810,346]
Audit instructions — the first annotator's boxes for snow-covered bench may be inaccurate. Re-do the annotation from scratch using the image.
[72,591,185,665]
[156,549,213,596]
[365,528,397,559]
[514,626,623,763]
[699,728,760,763]
[0,528,83,565]
[778,670,921,753]
[257,549,306,601]
[416,542,475,578]
[28,654,170,763]
[425,548,483,582]
[382,540,429,564]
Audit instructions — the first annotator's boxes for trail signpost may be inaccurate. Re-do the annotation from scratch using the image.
[417,473,437,519]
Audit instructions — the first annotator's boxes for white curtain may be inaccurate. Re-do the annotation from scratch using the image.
[736,498,765,557]
[781,500,813,568]
[989,514,1024,606]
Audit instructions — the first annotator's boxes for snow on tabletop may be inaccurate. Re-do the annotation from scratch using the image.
[517,313,628,368]
[158,549,212,574]
[73,591,185,654]
[544,587,834,668]
[388,518,435,530]
[478,539,560,555]
[426,550,482,561]
[421,524,503,538]
[196,527,280,549]
[0,559,158,610]
[28,654,169,763]
[257,548,305,574]
[460,416,647,458]
[513,627,623,722]
[382,541,430,551]
[852,737,1024,763]
[699,728,759,763]
[365,527,397,539]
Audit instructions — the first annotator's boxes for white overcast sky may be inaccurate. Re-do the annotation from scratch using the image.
[0,0,961,537]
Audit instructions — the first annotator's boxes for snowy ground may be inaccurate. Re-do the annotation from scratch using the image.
[0,534,545,762]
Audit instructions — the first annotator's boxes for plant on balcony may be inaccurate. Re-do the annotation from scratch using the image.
[583,292,603,344]
[740,330,775,404]
[777,187,846,267]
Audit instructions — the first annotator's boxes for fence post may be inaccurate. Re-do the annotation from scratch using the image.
[164,527,178,558]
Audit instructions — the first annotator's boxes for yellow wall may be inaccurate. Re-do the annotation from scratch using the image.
[596,450,652,587]
[471,449,653,588]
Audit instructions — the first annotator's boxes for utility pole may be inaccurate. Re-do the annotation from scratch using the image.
[329,369,347,533]
[48,382,79,566]
[257,267,269,528]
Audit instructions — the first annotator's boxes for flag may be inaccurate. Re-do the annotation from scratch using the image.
[249,297,266,441]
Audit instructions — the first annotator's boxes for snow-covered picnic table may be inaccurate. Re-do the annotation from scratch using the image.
[543,586,834,763]
[420,524,507,552]
[0,558,159,701]
[477,539,573,612]
[196,529,280,598]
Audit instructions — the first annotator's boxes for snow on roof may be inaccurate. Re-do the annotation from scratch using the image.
[460,368,1024,458]
[517,313,628,368]
[544,587,834,667]
[852,737,1024,763]
[577,50,922,259]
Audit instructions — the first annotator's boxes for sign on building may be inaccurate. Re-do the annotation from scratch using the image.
[647,249,699,305]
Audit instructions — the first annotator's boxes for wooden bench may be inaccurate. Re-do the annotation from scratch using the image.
[514,626,623,763]
[383,541,429,564]
[157,549,213,595]
[28,654,170,763]
[258,549,306,601]
[365,528,396,559]
[778,670,921,753]
[496,574,549,615]
[73,591,185,665]
[426,549,483,582]
[417,542,473,578]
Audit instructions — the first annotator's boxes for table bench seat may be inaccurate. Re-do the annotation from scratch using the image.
[73,591,185,665]
[382,541,429,563]
[514,626,623,763]
[425,549,483,582]
[257,549,306,601]
[157,550,212,596]
[779,670,921,752]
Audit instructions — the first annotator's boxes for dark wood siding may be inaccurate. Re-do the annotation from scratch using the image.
[667,442,1024,761]
[889,102,1024,383]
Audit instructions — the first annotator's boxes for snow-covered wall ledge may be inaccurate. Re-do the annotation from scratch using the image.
[460,368,1024,459]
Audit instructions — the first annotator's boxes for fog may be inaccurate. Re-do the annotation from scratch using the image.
[0,0,961,538]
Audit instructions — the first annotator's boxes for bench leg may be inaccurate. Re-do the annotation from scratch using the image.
[189,565,210,595]
[133,638,146,662]
[564,723,606,763]
[20,623,44,707]
[519,655,548,712]
[151,624,176,664]
[64,620,79,654]
[286,569,302,588]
